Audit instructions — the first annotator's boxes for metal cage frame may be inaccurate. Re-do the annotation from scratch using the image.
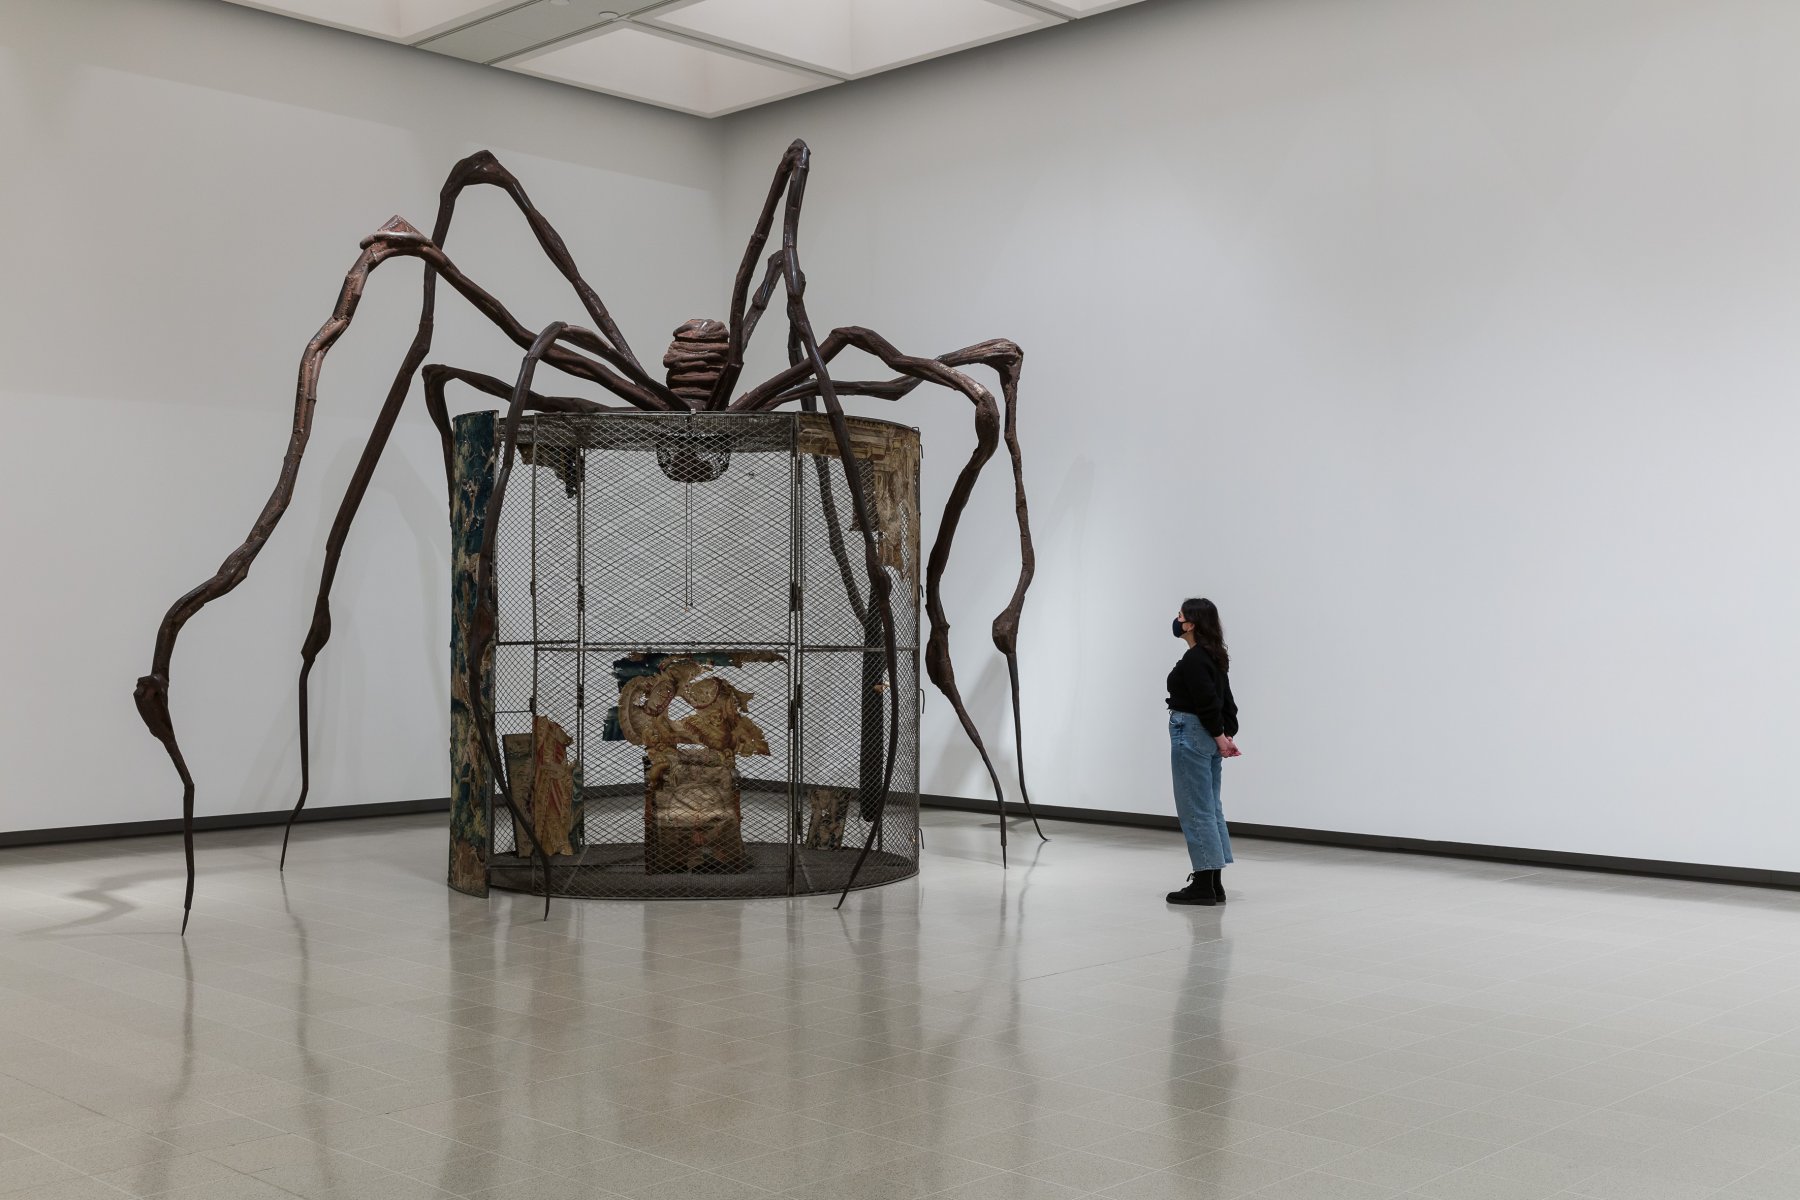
[448,409,923,902]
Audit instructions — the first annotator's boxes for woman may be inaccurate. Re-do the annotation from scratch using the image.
[1166,597,1239,905]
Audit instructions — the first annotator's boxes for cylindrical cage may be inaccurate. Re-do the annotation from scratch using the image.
[446,410,922,900]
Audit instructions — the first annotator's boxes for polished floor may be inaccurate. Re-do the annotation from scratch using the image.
[1,813,1798,1200]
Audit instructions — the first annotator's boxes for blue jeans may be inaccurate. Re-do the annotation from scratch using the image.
[1169,712,1232,871]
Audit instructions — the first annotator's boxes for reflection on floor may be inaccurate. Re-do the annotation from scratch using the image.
[0,811,1798,1199]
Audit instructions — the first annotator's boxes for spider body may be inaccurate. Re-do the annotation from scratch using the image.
[136,141,1042,930]
[662,319,731,406]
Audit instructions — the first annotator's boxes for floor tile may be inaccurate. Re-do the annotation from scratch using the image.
[932,1173,1086,1200]
[1406,1166,1561,1199]
[90,1153,244,1196]
[1017,1148,1157,1192]
[1237,1169,1396,1200]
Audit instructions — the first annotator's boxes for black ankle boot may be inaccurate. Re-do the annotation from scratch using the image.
[1167,873,1217,906]
[1208,869,1226,904]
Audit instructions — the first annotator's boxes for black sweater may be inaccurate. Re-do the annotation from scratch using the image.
[1167,646,1238,737]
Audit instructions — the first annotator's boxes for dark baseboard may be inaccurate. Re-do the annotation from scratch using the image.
[11,794,1793,892]
[923,793,1185,833]
[920,794,1800,891]
[0,798,451,850]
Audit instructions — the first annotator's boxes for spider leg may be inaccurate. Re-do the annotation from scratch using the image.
[736,146,906,904]
[441,151,675,407]
[781,329,1026,884]
[739,251,789,361]
[747,269,874,634]
[746,341,1046,845]
[939,341,1043,845]
[276,146,674,876]
[422,365,616,506]
[279,367,618,871]
[752,267,875,630]
[411,151,675,411]
[724,324,842,412]
[710,141,812,409]
[137,217,418,933]
[768,294,891,832]
[423,368,623,505]
[467,323,600,921]
[138,214,630,931]
[747,269,885,811]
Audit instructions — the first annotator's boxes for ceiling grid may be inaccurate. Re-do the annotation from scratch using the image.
[221,0,1150,117]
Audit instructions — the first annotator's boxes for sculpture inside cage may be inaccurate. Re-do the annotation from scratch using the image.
[135,139,1044,929]
[617,656,764,875]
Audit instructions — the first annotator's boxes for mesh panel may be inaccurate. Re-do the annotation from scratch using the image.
[477,412,920,900]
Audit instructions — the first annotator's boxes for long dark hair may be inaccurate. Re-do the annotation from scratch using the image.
[1181,597,1229,671]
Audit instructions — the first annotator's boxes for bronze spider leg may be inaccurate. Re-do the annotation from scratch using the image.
[757,261,875,627]
[782,339,1044,843]
[739,251,789,363]
[421,365,625,503]
[426,366,632,912]
[424,367,611,910]
[735,145,906,902]
[802,447,886,838]
[784,309,890,833]
[750,265,887,791]
[136,220,413,933]
[281,364,618,870]
[710,140,812,409]
[717,163,877,637]
[941,340,1042,845]
[739,333,1047,848]
[786,327,903,837]
[137,219,619,931]
[435,151,674,408]
[744,252,886,806]
[724,263,885,812]
[279,150,671,871]
[702,141,904,898]
[468,323,603,920]
[763,328,1032,874]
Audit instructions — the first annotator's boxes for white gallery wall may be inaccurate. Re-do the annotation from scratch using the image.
[725,0,1800,871]
[0,0,724,831]
[6,0,1799,876]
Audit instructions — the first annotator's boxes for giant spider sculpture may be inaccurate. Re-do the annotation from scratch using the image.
[135,140,1043,931]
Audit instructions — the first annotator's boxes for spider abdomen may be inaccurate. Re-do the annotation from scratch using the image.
[663,318,729,408]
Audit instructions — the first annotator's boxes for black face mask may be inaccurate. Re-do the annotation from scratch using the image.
[1172,617,1188,640]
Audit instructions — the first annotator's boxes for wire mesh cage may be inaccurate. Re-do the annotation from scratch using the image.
[446,409,922,901]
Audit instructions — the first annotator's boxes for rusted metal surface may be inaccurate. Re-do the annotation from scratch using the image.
[136,141,1041,929]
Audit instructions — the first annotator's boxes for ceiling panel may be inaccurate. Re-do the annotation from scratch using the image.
[224,0,519,43]
[1026,0,1147,15]
[418,0,631,63]
[218,0,1154,116]
[645,0,1058,80]
[507,25,838,118]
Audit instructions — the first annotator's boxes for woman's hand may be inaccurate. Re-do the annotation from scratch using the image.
[1216,735,1242,758]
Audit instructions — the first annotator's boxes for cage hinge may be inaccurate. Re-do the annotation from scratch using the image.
[790,581,802,611]
[576,684,585,709]
[788,691,800,730]
[576,582,585,611]
[528,693,538,714]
